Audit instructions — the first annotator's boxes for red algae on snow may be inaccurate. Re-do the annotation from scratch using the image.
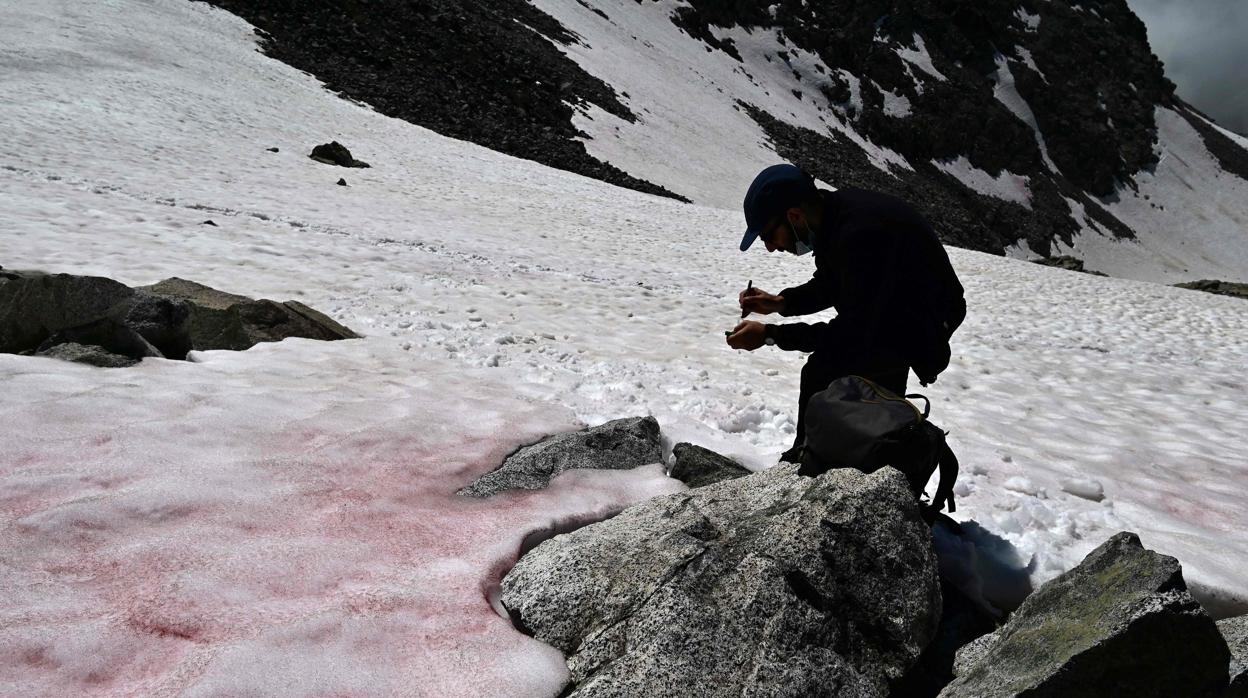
[0,342,683,697]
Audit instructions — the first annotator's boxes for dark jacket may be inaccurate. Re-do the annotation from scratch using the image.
[772,188,965,380]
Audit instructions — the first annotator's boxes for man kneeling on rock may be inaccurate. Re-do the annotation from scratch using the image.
[726,164,965,463]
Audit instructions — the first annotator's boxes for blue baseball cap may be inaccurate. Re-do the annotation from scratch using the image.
[740,164,817,251]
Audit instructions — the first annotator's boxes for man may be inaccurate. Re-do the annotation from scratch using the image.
[726,164,965,462]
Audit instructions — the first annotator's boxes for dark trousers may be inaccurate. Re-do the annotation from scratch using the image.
[791,354,908,451]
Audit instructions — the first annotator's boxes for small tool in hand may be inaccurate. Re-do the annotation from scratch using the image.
[741,280,753,318]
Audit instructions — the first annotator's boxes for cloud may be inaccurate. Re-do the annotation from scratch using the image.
[1126,0,1248,134]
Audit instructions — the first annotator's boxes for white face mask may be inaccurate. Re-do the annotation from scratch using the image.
[792,220,815,256]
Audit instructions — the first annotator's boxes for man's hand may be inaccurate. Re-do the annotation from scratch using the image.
[739,287,785,316]
[726,321,768,350]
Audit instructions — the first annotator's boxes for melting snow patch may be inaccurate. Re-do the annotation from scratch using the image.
[881,87,912,118]
[934,155,1033,208]
[896,34,946,82]
[991,53,1059,172]
[1015,7,1041,32]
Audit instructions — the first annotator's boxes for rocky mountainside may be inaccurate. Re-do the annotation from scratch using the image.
[200,0,1248,280]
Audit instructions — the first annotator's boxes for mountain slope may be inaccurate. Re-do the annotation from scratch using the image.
[206,0,1248,283]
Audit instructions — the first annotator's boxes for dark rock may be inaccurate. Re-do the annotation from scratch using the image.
[669,442,751,488]
[202,219,217,226]
[458,416,662,498]
[336,177,347,186]
[1033,255,1109,276]
[267,146,280,152]
[941,532,1230,698]
[1220,615,1248,697]
[35,342,139,368]
[139,277,358,352]
[0,271,135,354]
[310,141,371,168]
[1174,280,1248,300]
[125,291,193,360]
[37,318,163,361]
[501,465,941,697]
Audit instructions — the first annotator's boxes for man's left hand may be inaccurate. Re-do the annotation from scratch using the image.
[726,321,767,350]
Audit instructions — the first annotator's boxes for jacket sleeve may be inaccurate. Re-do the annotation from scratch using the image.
[773,224,903,357]
[778,266,836,317]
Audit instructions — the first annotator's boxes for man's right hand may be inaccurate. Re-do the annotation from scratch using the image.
[739,287,785,316]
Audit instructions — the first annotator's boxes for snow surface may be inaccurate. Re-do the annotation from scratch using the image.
[2,1,1248,694]
[934,155,1033,208]
[1056,106,1248,283]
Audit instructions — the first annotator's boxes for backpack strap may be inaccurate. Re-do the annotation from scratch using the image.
[930,442,959,513]
[905,394,931,419]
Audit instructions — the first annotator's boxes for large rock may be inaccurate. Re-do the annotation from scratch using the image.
[35,342,139,368]
[309,141,370,168]
[125,291,193,359]
[1220,615,1248,697]
[942,532,1230,698]
[37,317,163,361]
[501,465,941,697]
[458,416,662,498]
[0,271,135,353]
[139,277,358,351]
[1175,280,1248,301]
[669,442,751,488]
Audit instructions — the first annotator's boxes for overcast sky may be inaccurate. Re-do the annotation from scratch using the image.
[1125,0,1248,134]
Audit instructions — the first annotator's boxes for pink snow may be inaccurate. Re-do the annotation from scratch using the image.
[0,340,684,697]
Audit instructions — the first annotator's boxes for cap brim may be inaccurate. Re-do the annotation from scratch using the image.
[739,228,760,252]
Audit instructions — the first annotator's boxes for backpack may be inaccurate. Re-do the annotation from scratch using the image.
[798,375,958,513]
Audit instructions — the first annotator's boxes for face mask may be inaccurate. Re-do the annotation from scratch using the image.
[792,220,814,256]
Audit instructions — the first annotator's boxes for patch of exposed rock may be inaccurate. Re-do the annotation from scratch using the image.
[1033,255,1108,276]
[1174,279,1248,300]
[942,532,1230,697]
[501,465,941,697]
[1,270,357,367]
[458,416,662,498]
[141,277,358,352]
[309,141,370,168]
[35,341,139,368]
[668,442,751,488]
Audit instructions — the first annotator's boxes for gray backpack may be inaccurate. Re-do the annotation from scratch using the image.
[799,375,958,513]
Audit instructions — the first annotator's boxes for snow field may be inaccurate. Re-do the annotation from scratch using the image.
[2,1,1248,694]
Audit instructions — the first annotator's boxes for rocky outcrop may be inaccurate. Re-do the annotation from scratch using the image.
[458,416,662,498]
[1033,255,1108,276]
[1220,615,1248,697]
[501,465,941,697]
[1,271,357,367]
[941,532,1230,698]
[35,341,139,368]
[668,442,751,488]
[309,141,370,168]
[1175,280,1248,300]
[140,277,358,352]
[0,270,135,354]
